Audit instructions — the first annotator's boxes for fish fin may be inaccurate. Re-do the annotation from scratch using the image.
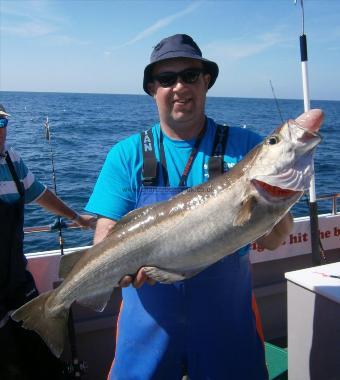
[59,248,87,279]
[11,291,68,358]
[233,195,257,227]
[143,266,203,284]
[77,289,113,312]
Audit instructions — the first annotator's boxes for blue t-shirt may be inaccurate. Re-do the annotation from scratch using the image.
[86,117,262,221]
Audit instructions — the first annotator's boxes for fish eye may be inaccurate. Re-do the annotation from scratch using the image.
[266,135,280,145]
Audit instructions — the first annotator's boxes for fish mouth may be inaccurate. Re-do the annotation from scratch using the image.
[252,179,302,199]
[292,123,322,150]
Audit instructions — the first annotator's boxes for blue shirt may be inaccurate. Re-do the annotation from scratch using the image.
[86,117,262,220]
[0,145,46,204]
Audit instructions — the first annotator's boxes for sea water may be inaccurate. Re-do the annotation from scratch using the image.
[0,91,339,253]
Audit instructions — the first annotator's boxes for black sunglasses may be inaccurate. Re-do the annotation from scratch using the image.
[152,68,205,88]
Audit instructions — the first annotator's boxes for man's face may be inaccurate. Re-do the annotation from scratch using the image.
[148,58,211,130]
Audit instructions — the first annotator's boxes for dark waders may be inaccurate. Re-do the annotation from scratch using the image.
[0,153,63,380]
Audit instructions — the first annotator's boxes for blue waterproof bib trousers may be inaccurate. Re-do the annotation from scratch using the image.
[109,186,268,380]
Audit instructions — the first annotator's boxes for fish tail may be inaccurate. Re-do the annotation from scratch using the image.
[11,291,69,358]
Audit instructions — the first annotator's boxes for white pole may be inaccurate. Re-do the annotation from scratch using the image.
[297,1,321,264]
[301,62,310,111]
[301,59,317,202]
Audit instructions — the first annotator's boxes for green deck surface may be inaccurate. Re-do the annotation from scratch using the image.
[265,342,288,380]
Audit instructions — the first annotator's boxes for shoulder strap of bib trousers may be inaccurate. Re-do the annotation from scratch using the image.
[140,124,229,186]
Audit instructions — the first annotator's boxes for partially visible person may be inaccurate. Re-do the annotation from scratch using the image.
[0,104,96,380]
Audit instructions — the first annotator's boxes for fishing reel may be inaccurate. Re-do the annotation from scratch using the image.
[50,217,68,230]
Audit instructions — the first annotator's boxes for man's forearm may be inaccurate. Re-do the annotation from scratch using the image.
[93,217,117,244]
[35,188,78,220]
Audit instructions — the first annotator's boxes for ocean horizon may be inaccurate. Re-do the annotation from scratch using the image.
[2,89,339,103]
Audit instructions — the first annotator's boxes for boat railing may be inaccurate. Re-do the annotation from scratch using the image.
[24,220,81,234]
[315,193,340,215]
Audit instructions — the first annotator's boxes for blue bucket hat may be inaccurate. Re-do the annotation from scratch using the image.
[143,34,219,95]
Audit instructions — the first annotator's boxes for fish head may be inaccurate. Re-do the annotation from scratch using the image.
[248,109,323,202]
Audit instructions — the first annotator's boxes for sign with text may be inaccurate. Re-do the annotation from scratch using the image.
[250,214,340,263]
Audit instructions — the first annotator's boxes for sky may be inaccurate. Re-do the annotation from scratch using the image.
[1,0,340,100]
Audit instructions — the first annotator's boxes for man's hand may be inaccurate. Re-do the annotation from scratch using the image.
[256,212,293,251]
[73,214,97,229]
[119,268,156,288]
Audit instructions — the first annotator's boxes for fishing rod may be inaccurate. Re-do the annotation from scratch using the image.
[44,117,65,255]
[294,0,324,264]
[44,117,86,379]
[269,79,284,124]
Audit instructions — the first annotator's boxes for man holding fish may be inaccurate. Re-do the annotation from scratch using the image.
[85,34,316,379]
[12,34,323,380]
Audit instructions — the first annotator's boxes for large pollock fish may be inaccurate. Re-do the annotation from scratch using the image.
[12,109,323,357]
